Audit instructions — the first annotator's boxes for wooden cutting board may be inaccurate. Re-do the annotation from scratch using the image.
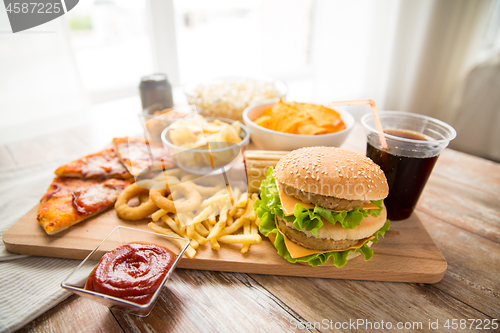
[2,206,446,283]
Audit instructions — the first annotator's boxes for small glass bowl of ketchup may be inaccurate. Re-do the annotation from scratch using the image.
[61,226,190,316]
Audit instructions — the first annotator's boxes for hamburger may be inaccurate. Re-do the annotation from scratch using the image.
[254,147,390,267]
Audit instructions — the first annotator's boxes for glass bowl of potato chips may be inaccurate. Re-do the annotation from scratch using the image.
[243,101,354,150]
[161,114,250,175]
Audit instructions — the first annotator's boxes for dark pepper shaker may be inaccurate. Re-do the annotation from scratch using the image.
[139,73,174,110]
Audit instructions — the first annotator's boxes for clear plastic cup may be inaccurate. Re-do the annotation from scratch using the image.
[361,111,456,220]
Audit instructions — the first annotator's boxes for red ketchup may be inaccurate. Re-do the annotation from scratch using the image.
[85,243,176,304]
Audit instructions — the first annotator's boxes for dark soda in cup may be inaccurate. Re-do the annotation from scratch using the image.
[361,112,456,221]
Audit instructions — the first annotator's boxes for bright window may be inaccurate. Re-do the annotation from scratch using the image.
[65,0,154,101]
[173,0,313,84]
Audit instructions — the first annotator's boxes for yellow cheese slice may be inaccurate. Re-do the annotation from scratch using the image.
[276,182,380,216]
[269,221,374,259]
[276,184,314,216]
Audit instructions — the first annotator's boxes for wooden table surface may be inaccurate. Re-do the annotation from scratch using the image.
[2,105,499,333]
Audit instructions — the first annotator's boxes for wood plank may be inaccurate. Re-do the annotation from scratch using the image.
[417,210,500,318]
[0,145,16,169]
[250,273,494,332]
[3,205,446,283]
[417,173,500,244]
[16,295,123,333]
[113,270,318,333]
[433,148,500,196]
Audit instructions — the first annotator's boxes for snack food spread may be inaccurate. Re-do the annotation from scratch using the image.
[85,243,176,305]
[253,100,346,135]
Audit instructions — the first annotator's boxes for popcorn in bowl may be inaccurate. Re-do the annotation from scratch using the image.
[184,77,287,121]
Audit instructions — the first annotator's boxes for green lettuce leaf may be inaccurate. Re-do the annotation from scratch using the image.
[271,219,391,267]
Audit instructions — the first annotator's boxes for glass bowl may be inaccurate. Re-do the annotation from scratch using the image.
[183,77,287,122]
[61,226,190,317]
[140,104,198,145]
[161,116,250,176]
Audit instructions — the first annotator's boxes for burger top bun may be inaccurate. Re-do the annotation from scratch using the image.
[273,146,389,201]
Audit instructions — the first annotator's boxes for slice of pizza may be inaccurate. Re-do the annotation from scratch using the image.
[37,177,132,235]
[54,148,132,179]
[112,137,174,177]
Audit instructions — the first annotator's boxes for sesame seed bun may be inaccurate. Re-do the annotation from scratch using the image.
[273,146,388,201]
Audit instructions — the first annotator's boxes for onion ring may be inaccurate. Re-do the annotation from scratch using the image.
[180,176,223,196]
[138,192,150,204]
[149,189,177,213]
[170,182,203,213]
[115,184,159,220]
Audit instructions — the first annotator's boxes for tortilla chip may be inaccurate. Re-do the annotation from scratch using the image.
[252,100,346,135]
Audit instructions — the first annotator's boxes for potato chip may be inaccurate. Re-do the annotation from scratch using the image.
[253,100,345,135]
[296,120,328,135]
[254,115,271,128]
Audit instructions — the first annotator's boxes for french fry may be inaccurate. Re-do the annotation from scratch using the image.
[189,238,200,250]
[218,234,262,245]
[192,206,213,225]
[148,222,196,259]
[207,218,226,241]
[161,215,184,236]
[207,206,228,251]
[208,216,217,226]
[201,193,229,208]
[242,196,256,219]
[236,193,249,208]
[241,219,252,253]
[228,204,239,217]
[210,238,221,250]
[233,208,245,219]
[231,187,241,204]
[192,231,207,245]
[202,219,212,232]
[195,223,209,237]
[220,217,248,236]
[186,224,195,238]
[151,209,168,222]
[173,214,181,226]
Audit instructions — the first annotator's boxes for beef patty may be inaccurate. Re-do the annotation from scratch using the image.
[279,183,366,211]
[276,216,367,251]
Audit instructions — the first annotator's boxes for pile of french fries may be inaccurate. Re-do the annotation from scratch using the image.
[148,181,261,259]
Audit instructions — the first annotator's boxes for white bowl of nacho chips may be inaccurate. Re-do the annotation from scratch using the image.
[243,101,354,150]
